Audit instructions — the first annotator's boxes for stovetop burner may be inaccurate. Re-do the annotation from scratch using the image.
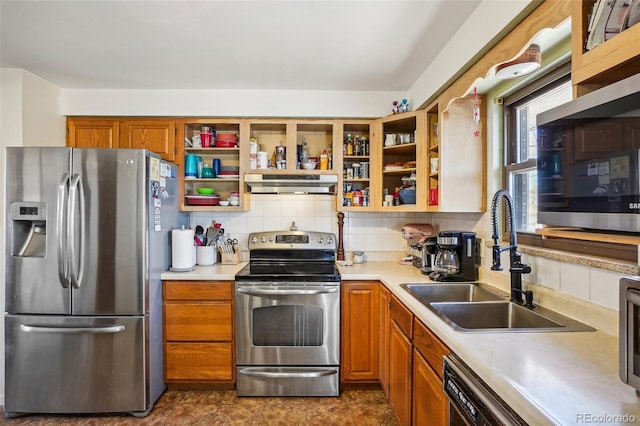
[235,262,340,282]
[236,230,340,283]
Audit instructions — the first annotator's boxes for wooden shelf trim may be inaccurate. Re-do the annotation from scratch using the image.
[536,227,640,245]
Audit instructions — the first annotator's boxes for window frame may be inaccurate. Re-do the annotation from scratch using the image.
[502,63,637,263]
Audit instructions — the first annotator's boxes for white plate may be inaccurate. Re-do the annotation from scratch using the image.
[218,175,240,179]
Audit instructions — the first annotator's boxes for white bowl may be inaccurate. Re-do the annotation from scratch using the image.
[302,162,317,170]
[219,200,230,207]
[229,199,240,206]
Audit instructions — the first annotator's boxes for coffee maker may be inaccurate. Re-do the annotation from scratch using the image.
[400,223,435,269]
[430,231,480,282]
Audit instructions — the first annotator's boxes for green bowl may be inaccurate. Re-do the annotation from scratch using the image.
[197,187,215,195]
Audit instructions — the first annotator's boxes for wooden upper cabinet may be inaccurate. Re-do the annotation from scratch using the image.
[571,0,640,94]
[120,120,176,162]
[67,118,119,148]
[67,118,176,162]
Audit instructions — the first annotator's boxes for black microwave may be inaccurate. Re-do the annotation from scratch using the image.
[537,73,640,233]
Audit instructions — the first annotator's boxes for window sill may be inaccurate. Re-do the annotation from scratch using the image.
[518,245,639,275]
[535,227,640,246]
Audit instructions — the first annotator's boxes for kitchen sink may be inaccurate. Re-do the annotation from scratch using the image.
[430,301,565,331]
[401,283,504,303]
[400,283,595,333]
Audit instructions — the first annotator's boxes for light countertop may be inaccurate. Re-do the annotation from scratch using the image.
[339,262,639,426]
[161,262,247,281]
[162,261,640,425]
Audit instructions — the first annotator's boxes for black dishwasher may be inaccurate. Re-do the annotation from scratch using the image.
[443,354,527,425]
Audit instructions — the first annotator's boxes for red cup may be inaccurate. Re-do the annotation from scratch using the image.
[429,188,438,206]
[201,132,212,148]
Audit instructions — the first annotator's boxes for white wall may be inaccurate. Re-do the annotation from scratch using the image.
[61,89,404,118]
[408,0,535,108]
[0,68,64,405]
[58,2,537,118]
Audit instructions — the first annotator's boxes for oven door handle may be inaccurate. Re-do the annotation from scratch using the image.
[236,287,338,296]
[237,368,338,379]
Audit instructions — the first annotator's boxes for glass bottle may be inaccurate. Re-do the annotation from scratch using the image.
[346,134,354,155]
[302,138,310,163]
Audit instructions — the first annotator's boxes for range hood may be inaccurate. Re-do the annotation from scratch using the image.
[245,173,338,194]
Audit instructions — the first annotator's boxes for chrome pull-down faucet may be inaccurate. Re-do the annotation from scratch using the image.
[490,190,533,307]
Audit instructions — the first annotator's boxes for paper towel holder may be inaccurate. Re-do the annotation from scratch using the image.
[170,227,196,272]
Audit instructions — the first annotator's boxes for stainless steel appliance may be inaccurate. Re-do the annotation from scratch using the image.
[430,231,480,282]
[443,354,525,425]
[400,223,436,273]
[4,147,188,417]
[244,173,338,194]
[235,230,340,396]
[620,276,640,394]
[536,72,640,233]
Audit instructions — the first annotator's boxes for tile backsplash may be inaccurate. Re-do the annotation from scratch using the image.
[189,194,624,316]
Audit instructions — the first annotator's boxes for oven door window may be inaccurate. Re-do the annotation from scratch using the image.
[253,305,323,346]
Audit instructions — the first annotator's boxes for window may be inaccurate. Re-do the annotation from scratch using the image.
[503,64,636,262]
[504,70,572,233]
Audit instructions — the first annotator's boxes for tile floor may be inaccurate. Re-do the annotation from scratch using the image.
[1,389,398,425]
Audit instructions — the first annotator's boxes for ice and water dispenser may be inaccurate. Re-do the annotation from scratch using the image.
[10,202,47,258]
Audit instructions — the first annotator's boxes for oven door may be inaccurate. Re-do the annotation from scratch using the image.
[235,282,340,366]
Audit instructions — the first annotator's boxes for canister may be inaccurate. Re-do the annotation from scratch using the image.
[257,151,269,169]
[360,161,369,179]
[185,154,197,178]
[352,190,362,206]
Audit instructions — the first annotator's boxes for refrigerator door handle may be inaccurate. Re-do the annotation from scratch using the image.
[20,324,126,334]
[68,174,86,289]
[57,173,70,288]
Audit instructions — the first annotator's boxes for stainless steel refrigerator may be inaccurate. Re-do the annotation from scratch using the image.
[4,148,188,417]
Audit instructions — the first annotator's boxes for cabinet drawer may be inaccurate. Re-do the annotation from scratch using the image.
[165,302,232,341]
[390,294,413,338]
[165,342,233,381]
[164,281,232,301]
[413,318,449,379]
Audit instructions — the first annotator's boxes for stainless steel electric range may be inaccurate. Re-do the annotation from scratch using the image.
[234,230,340,397]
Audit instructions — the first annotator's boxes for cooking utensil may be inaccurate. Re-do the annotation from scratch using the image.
[206,226,216,246]
[195,225,205,245]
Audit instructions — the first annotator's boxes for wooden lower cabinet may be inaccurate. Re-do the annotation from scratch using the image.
[389,319,413,426]
[413,318,450,426]
[388,294,414,426]
[165,343,232,382]
[379,285,391,397]
[341,281,380,383]
[379,288,450,426]
[163,280,234,386]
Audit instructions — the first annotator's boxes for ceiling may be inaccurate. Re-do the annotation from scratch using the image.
[0,0,483,91]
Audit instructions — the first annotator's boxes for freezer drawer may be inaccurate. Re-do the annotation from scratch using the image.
[5,315,151,416]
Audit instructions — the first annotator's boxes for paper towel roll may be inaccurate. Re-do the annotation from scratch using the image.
[171,228,195,271]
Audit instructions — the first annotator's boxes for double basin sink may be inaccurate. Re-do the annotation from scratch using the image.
[401,283,595,333]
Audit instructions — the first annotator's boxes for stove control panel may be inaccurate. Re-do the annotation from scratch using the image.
[249,231,337,250]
